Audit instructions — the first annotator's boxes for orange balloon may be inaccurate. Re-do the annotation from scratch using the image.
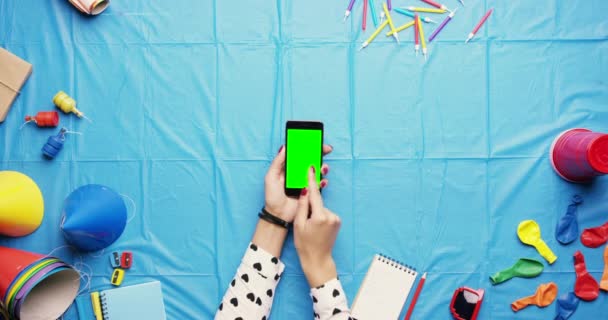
[601,245,608,292]
[511,282,558,312]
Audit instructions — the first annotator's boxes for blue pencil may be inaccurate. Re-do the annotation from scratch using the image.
[369,0,379,27]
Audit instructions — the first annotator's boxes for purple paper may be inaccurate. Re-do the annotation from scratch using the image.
[15,263,66,301]
[13,265,69,317]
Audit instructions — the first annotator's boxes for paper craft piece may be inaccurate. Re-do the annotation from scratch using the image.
[68,0,110,15]
[555,195,583,245]
[0,246,80,320]
[573,250,599,301]
[0,300,8,320]
[0,247,44,301]
[518,220,557,264]
[0,48,32,123]
[554,292,579,320]
[580,221,608,248]
[0,171,44,237]
[19,268,80,320]
[490,258,544,285]
[511,282,557,312]
[61,184,127,252]
[601,245,608,291]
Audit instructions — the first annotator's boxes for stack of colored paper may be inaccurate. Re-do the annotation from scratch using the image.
[0,246,80,320]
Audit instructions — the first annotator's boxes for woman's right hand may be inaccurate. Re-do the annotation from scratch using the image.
[294,166,342,288]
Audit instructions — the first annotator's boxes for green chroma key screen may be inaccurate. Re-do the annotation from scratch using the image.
[286,129,322,188]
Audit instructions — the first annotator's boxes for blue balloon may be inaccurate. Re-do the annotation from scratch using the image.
[555,195,583,245]
[61,185,127,252]
[555,292,579,320]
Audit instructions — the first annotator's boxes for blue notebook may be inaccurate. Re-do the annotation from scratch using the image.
[76,281,166,320]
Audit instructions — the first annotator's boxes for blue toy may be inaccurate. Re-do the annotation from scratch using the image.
[555,195,583,245]
[110,252,121,268]
[60,185,127,252]
[41,128,67,159]
[555,292,579,320]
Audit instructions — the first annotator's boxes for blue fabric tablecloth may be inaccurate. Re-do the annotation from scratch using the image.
[1,0,607,319]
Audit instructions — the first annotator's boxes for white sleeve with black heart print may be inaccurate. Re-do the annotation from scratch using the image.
[310,278,352,320]
[215,243,285,320]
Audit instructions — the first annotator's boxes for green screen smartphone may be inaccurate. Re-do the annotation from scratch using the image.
[285,121,324,197]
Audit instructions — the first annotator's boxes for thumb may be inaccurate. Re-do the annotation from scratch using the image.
[294,188,310,228]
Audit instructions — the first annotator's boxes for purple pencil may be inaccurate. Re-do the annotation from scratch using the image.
[428,9,456,42]
[344,0,357,21]
[387,0,392,10]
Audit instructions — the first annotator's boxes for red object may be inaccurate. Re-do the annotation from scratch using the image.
[404,272,426,320]
[580,222,608,248]
[414,15,420,45]
[450,287,484,320]
[421,0,443,9]
[362,0,368,31]
[0,246,44,301]
[551,128,608,183]
[120,251,132,269]
[573,250,599,301]
[24,111,59,127]
[472,9,493,35]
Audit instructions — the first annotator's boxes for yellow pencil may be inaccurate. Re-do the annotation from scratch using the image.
[418,15,428,61]
[407,6,447,14]
[360,20,389,50]
[91,292,103,320]
[383,3,400,43]
[386,20,415,36]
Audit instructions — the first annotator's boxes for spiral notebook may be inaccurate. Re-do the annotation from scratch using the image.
[76,281,166,320]
[351,255,418,320]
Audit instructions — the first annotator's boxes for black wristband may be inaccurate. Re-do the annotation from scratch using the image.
[259,207,292,229]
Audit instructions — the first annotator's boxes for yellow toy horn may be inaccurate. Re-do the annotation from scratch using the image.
[0,171,44,237]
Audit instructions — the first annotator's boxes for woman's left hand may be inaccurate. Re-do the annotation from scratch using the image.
[264,144,333,223]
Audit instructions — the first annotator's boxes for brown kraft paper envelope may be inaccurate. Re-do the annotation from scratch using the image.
[0,47,33,123]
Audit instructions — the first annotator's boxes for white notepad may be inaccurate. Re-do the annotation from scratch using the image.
[351,254,418,320]
[101,281,166,320]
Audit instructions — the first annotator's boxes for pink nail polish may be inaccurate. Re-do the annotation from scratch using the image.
[277,145,284,154]
[320,181,327,188]
[301,188,308,196]
[311,166,315,174]
[322,167,328,175]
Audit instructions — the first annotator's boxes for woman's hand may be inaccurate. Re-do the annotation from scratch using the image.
[264,145,333,222]
[294,166,342,288]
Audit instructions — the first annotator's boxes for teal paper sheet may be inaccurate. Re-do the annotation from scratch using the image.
[1,0,607,319]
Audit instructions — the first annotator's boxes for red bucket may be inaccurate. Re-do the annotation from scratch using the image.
[550,128,608,183]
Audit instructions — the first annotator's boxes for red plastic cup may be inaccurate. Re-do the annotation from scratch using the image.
[24,111,59,127]
[550,128,608,183]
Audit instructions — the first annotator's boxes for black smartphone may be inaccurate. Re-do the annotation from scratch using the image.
[284,121,324,197]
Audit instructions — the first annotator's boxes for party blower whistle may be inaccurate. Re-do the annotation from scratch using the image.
[53,91,84,118]
[24,111,59,127]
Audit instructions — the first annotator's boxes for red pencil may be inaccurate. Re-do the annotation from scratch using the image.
[363,0,368,30]
[404,272,426,320]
